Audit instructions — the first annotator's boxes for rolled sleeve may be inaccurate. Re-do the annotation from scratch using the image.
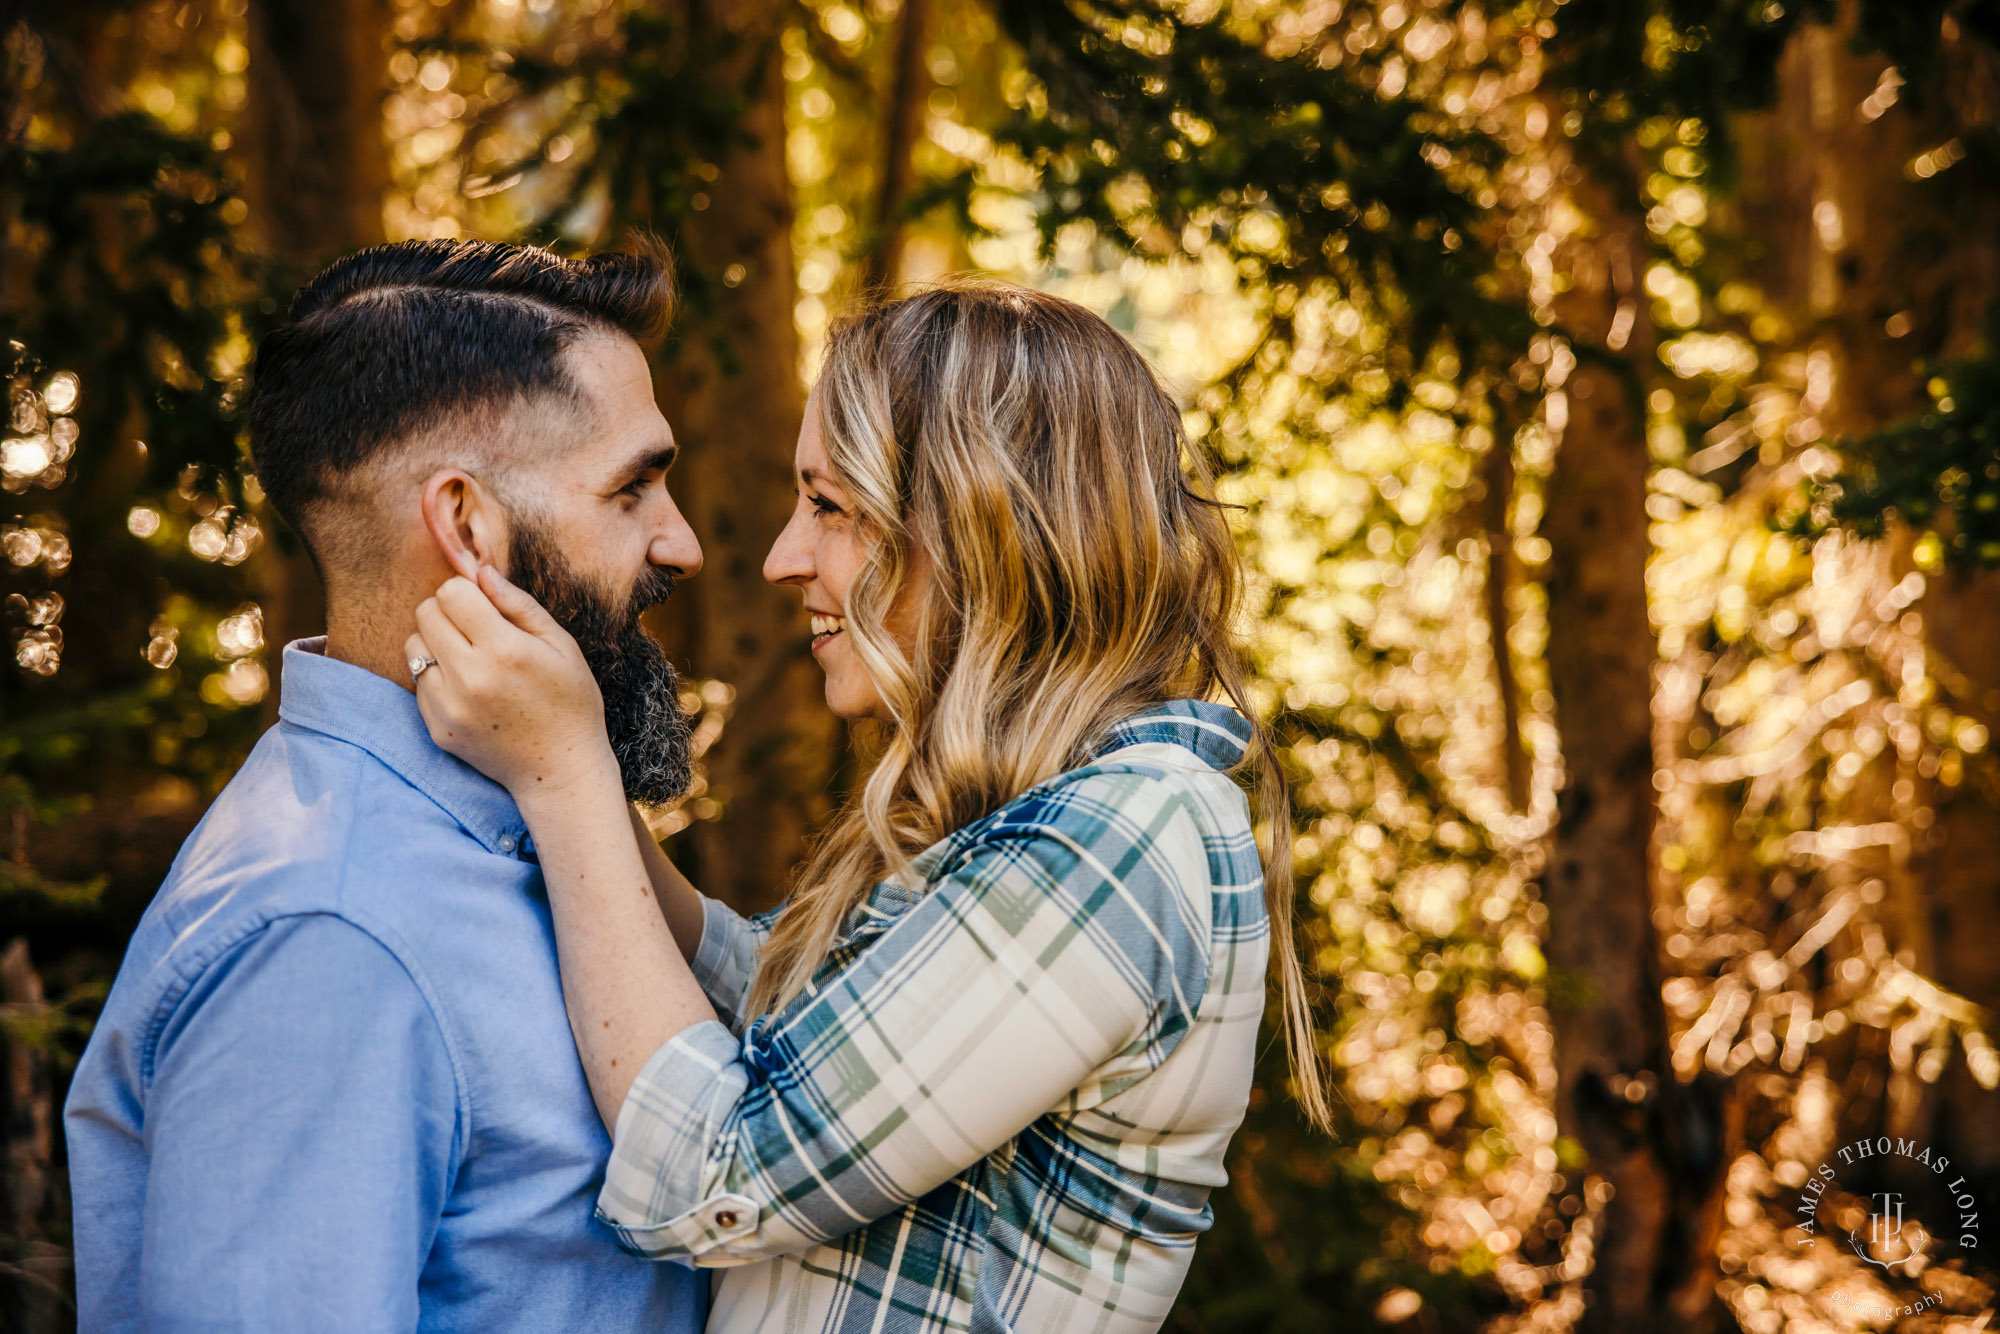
[596,770,1212,1267]
[596,1020,762,1262]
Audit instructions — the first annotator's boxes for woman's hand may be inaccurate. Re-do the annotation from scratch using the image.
[405,565,617,802]
[409,566,717,1127]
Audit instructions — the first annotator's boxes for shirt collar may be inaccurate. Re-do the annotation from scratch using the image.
[1087,699,1253,770]
[276,638,531,857]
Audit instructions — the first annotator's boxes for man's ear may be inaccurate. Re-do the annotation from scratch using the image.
[419,470,508,580]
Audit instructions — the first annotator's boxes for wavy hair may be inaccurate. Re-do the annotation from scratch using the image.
[747,280,1332,1131]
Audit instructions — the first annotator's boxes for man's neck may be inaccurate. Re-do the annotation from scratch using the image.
[323,604,420,695]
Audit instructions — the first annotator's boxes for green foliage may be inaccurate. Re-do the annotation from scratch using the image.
[1544,0,1828,166]
[1806,323,2000,567]
[408,0,766,317]
[1545,0,2000,568]
[984,0,1533,396]
[2,27,272,973]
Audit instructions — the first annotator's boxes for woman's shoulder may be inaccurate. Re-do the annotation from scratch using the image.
[935,701,1260,888]
[1081,699,1255,771]
[1057,700,1256,822]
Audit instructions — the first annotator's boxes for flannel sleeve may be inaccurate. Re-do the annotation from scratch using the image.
[688,894,782,1034]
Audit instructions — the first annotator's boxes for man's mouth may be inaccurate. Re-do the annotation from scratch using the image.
[810,613,847,649]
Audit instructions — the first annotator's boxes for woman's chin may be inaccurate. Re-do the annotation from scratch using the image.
[821,674,887,722]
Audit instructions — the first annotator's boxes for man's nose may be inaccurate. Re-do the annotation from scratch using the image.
[651,499,703,578]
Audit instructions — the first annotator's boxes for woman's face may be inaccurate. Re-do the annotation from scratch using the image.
[764,393,909,722]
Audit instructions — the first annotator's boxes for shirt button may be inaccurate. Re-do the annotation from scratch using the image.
[498,834,517,853]
[714,1210,739,1229]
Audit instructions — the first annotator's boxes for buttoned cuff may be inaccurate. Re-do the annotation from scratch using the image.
[595,1019,762,1263]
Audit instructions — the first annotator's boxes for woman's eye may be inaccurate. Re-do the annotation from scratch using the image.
[809,494,842,518]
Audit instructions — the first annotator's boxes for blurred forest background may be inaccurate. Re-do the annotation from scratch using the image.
[5,0,2000,1329]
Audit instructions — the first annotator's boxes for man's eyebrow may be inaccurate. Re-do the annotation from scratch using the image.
[610,441,679,487]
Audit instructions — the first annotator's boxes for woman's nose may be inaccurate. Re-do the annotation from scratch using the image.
[764,509,813,586]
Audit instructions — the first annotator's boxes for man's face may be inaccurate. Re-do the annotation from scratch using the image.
[512,332,701,609]
[499,333,702,805]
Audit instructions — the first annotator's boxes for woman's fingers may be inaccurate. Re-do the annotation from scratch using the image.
[403,632,432,685]
[434,575,516,648]
[477,564,565,638]
[399,578,612,794]
[403,631,453,743]
[415,595,475,665]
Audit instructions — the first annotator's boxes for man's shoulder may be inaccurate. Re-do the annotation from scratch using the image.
[136,720,491,986]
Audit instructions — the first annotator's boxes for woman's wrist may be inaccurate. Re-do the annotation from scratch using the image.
[513,746,626,828]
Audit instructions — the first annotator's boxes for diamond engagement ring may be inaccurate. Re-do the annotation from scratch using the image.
[409,655,438,683]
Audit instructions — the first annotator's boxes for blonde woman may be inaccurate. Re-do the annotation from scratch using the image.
[405,281,1331,1331]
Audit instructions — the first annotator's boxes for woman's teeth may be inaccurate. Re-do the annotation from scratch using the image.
[811,614,847,639]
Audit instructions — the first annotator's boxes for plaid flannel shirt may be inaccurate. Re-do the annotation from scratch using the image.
[597,701,1271,1333]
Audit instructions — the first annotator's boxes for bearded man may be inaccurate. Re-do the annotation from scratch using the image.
[65,240,708,1333]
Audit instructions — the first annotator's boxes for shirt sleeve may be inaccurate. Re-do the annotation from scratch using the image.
[596,768,1211,1265]
[137,913,461,1332]
[688,894,781,1034]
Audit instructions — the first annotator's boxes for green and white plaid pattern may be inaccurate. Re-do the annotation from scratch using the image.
[598,701,1271,1333]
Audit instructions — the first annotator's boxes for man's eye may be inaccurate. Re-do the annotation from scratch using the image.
[621,476,653,498]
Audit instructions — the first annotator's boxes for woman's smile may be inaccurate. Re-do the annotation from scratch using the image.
[809,612,847,651]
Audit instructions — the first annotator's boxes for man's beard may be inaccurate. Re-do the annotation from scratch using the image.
[506,517,694,806]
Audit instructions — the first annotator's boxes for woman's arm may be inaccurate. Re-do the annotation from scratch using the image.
[629,805,704,961]
[407,571,717,1125]
[630,804,771,1032]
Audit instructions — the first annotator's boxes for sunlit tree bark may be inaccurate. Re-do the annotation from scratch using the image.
[1539,164,1691,1330]
[0,940,58,1333]
[239,0,393,692]
[1482,397,1529,814]
[659,0,841,914]
[1736,1,2000,1183]
[856,0,929,292]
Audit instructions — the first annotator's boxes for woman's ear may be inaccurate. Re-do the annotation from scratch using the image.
[420,469,507,580]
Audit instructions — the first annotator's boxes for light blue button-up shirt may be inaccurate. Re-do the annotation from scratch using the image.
[65,639,704,1333]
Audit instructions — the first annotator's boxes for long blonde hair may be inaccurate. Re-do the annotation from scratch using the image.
[748,280,1333,1132]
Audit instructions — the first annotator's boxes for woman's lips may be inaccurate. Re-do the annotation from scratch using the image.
[810,612,847,652]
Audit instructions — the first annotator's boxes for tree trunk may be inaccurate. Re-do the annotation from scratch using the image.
[238,0,393,696]
[1921,566,2000,1188]
[1540,148,1704,1333]
[1483,397,1529,814]
[1739,2,2000,1187]
[661,0,841,914]
[0,939,61,1334]
[857,0,930,292]
[1897,26,2000,1198]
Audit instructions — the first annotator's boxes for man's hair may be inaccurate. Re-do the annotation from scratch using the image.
[247,238,674,574]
